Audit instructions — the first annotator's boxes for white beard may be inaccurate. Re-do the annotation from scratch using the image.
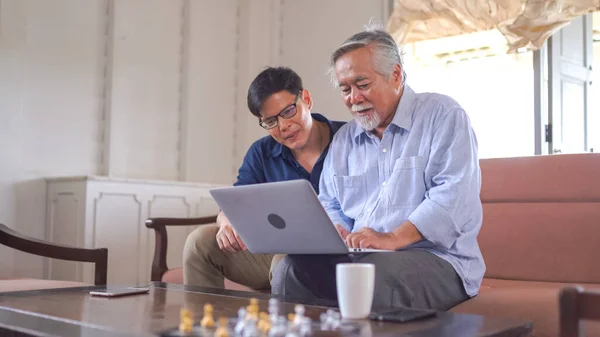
[351,104,381,131]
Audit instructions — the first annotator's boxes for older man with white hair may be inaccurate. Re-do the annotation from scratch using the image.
[271,24,485,311]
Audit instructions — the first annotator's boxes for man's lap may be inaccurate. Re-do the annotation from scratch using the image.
[272,250,468,310]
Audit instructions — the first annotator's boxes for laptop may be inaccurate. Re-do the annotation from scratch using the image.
[208,179,392,254]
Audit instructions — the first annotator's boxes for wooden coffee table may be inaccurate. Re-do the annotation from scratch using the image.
[0,282,532,337]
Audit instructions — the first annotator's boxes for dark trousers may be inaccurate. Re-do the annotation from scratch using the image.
[271,250,469,311]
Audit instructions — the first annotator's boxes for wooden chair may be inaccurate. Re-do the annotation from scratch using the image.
[145,216,217,283]
[145,217,261,292]
[0,223,108,289]
[559,286,600,337]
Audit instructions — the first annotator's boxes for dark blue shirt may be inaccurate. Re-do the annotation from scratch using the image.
[234,113,345,194]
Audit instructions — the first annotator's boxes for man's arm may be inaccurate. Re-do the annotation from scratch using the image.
[346,220,423,250]
[405,107,480,250]
[218,143,266,252]
[215,210,247,252]
[346,107,479,250]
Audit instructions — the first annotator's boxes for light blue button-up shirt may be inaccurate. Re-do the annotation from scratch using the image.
[318,85,485,297]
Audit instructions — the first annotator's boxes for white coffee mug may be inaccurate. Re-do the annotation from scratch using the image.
[336,263,375,319]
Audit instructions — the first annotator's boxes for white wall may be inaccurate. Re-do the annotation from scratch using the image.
[0,0,389,279]
[109,0,183,180]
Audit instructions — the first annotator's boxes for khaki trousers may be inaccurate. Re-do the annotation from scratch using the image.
[183,224,284,290]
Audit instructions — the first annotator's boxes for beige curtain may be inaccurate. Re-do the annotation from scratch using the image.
[387,0,600,52]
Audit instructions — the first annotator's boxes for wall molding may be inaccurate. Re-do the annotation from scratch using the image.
[278,0,285,63]
[148,195,192,217]
[231,0,243,179]
[271,0,283,65]
[92,192,142,252]
[99,0,115,177]
[197,196,219,217]
[177,0,191,181]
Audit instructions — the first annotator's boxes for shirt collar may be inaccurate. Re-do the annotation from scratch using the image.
[353,85,416,140]
[269,113,332,157]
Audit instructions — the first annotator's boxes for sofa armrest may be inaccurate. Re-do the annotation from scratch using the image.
[0,223,108,285]
[145,216,218,282]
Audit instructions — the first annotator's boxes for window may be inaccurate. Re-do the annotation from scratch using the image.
[404,33,534,159]
[403,13,598,158]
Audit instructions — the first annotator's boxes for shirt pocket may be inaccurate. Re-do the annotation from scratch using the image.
[385,156,427,207]
[334,174,367,219]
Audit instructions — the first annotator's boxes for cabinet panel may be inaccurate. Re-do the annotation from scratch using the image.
[93,192,144,285]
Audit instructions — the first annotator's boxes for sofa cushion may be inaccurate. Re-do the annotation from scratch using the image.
[478,154,600,284]
[451,279,600,337]
[161,268,185,284]
[0,278,89,293]
[479,202,600,283]
[480,154,600,201]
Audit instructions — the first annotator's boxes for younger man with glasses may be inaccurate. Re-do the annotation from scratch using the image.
[183,67,345,290]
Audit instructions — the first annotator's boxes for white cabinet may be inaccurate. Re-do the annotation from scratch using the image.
[45,176,221,285]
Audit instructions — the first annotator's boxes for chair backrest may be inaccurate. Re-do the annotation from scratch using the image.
[0,223,108,285]
[145,216,217,282]
[560,286,600,337]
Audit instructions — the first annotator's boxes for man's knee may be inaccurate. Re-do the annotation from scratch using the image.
[271,255,338,301]
[183,224,220,264]
[270,255,292,295]
[269,254,286,283]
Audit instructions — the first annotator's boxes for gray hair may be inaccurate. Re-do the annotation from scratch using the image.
[328,21,406,87]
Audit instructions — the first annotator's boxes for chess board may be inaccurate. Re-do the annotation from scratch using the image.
[157,298,362,337]
[158,319,362,337]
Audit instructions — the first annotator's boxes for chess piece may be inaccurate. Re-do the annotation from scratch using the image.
[246,298,259,321]
[243,318,259,337]
[319,312,329,330]
[268,317,288,337]
[234,307,247,336]
[268,299,279,313]
[299,317,312,337]
[215,317,230,337]
[320,309,341,331]
[258,312,271,333]
[287,313,295,322]
[179,308,194,334]
[330,311,341,329]
[201,303,216,328]
[284,327,299,337]
[292,305,305,327]
[324,309,340,330]
[268,298,279,323]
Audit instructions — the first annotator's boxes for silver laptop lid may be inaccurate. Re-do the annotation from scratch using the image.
[209,180,351,254]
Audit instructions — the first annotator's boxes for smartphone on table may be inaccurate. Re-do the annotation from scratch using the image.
[89,287,150,298]
[368,306,437,323]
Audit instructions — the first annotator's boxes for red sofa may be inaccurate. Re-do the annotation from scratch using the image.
[450,153,600,337]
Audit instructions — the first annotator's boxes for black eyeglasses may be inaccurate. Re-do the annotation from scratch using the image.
[259,92,302,130]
